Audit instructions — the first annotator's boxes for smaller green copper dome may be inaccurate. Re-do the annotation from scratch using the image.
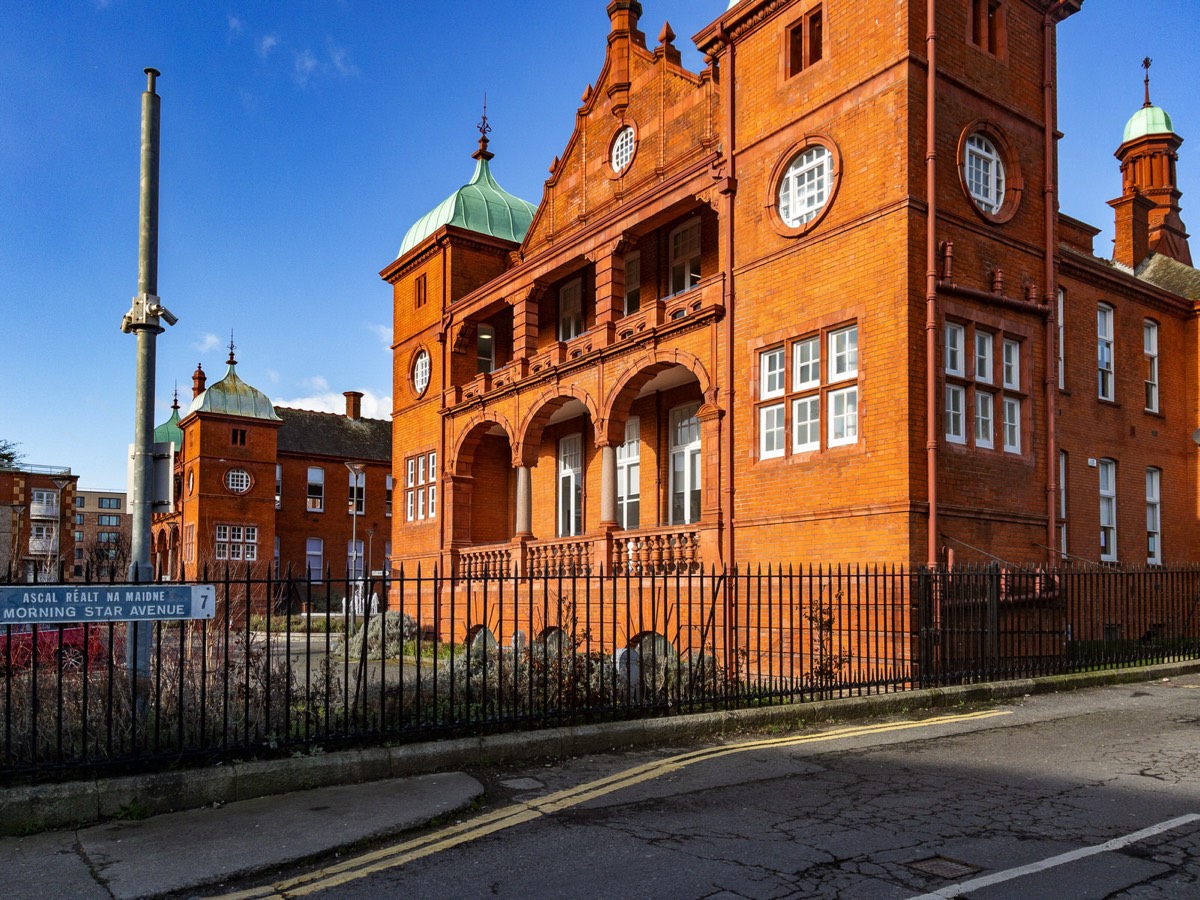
[398,151,536,259]
[153,402,183,450]
[186,359,281,422]
[1124,105,1175,143]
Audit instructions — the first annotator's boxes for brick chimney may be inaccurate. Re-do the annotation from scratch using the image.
[1109,192,1155,269]
[344,391,363,420]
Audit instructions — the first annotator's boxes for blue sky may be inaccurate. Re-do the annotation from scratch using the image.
[2,0,1197,491]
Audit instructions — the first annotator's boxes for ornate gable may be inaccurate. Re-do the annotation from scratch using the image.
[522,1,719,254]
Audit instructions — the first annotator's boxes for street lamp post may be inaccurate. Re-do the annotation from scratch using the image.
[345,462,365,619]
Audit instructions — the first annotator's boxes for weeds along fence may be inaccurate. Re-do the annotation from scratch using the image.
[2,562,1199,782]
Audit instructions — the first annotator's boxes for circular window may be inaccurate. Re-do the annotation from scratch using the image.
[779,145,833,227]
[412,348,431,396]
[964,133,1005,214]
[224,468,252,494]
[610,126,636,173]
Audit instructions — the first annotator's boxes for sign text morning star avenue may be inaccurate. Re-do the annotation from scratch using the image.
[0,586,216,624]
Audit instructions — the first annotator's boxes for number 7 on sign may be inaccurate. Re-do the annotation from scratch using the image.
[194,586,216,619]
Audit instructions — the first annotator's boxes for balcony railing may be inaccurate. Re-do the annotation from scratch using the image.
[446,274,726,406]
[527,536,593,577]
[454,523,712,580]
[29,501,60,520]
[460,545,515,580]
[613,526,701,575]
[28,537,59,556]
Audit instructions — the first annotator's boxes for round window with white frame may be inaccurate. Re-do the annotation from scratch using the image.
[610,125,636,174]
[224,468,252,494]
[964,133,1006,215]
[412,348,431,397]
[778,144,834,228]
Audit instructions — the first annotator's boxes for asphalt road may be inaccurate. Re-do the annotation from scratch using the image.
[222,676,1200,899]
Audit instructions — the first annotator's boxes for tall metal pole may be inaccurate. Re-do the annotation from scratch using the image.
[123,68,176,685]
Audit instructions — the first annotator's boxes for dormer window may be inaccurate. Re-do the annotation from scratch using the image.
[787,5,823,78]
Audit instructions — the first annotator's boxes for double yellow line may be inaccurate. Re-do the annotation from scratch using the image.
[220,709,1010,898]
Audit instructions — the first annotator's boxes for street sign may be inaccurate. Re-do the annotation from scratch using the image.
[0,585,216,625]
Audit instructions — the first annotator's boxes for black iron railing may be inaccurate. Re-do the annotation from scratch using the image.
[2,562,1198,781]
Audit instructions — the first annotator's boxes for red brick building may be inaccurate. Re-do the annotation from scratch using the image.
[385,0,1197,576]
[1,464,78,582]
[151,352,391,592]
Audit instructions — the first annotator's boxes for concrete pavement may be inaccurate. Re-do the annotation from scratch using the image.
[3,661,1199,899]
[0,772,483,900]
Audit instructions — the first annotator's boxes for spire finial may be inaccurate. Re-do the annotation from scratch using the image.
[1143,57,1153,108]
[172,382,179,411]
[473,93,495,162]
[227,330,237,365]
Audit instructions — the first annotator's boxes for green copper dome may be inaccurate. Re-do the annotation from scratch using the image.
[397,152,536,259]
[1124,105,1175,143]
[186,360,281,422]
[153,402,183,450]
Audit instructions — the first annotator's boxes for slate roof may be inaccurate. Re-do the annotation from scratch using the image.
[1137,253,1200,300]
[275,408,391,462]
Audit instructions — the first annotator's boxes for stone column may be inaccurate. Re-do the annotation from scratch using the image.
[600,444,618,525]
[515,466,532,537]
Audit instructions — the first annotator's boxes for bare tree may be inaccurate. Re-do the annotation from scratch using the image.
[80,531,132,581]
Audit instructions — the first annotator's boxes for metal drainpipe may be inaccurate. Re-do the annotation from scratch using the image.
[925,0,940,567]
[717,24,736,571]
[1043,1,1073,566]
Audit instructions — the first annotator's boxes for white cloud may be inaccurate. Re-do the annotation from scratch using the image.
[273,389,392,419]
[328,42,359,78]
[368,323,391,349]
[258,34,280,59]
[194,333,221,353]
[227,15,243,38]
[293,49,319,86]
[302,375,330,392]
